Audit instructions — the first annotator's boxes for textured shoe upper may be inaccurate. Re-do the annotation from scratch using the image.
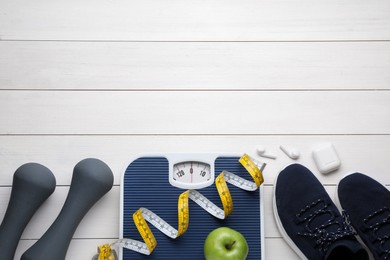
[295,198,356,253]
[338,173,390,259]
[274,164,368,260]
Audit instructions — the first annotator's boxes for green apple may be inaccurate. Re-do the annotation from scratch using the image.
[204,227,248,260]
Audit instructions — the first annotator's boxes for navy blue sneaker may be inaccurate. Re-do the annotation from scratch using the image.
[338,173,390,259]
[274,164,369,260]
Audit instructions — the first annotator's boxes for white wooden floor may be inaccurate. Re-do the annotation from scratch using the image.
[0,1,389,259]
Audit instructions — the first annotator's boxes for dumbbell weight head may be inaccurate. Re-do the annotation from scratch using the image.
[21,158,114,260]
[0,163,56,260]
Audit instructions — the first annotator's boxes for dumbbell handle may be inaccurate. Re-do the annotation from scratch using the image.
[0,163,56,260]
[21,158,113,260]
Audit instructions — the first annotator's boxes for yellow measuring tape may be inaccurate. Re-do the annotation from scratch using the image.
[97,244,116,260]
[96,154,264,260]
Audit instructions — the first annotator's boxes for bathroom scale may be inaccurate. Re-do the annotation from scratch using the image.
[119,154,265,259]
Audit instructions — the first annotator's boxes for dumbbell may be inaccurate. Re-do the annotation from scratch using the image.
[21,158,114,260]
[0,163,56,260]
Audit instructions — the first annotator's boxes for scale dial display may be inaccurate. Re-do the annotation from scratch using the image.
[173,161,211,185]
[168,154,216,189]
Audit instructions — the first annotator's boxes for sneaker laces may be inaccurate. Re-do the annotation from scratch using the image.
[296,198,356,252]
[361,207,390,259]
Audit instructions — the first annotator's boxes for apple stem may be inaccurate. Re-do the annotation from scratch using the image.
[226,241,236,250]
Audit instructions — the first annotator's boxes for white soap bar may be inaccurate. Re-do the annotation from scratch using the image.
[312,144,341,174]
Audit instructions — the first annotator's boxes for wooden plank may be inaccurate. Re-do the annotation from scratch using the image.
[265,238,301,260]
[1,41,390,90]
[0,135,388,185]
[0,0,389,41]
[0,90,389,135]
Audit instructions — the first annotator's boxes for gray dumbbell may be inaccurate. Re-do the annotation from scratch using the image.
[0,163,56,260]
[21,158,114,260]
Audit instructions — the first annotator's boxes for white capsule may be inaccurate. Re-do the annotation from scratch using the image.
[280,145,300,160]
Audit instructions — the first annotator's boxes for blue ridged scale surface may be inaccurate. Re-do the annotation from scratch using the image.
[122,156,261,259]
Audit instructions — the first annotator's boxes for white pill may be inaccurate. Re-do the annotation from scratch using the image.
[280,145,300,160]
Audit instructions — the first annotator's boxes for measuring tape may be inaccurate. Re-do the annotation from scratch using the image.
[95,154,265,260]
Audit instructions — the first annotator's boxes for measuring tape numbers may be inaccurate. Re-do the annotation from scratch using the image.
[96,153,265,260]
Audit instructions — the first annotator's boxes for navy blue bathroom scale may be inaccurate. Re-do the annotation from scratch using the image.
[119,154,264,259]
